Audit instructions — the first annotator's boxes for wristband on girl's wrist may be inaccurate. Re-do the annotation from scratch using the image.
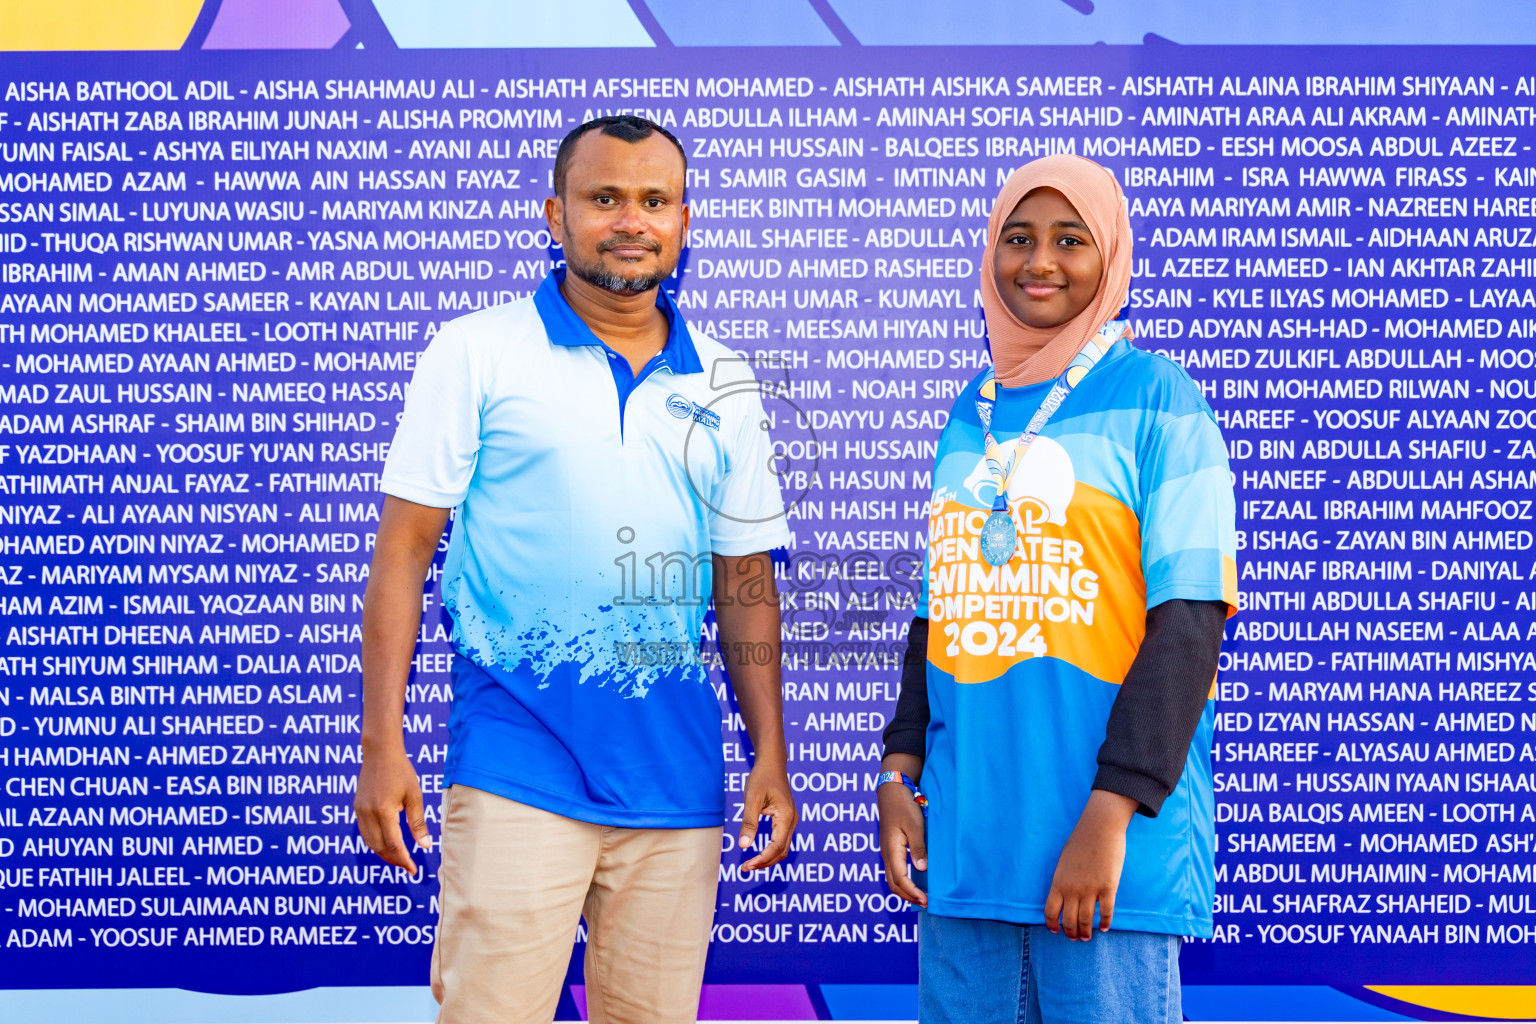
[876,770,929,817]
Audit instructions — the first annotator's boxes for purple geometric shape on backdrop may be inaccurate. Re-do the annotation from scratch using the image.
[203,0,350,49]
[701,985,820,1020]
[569,984,819,1020]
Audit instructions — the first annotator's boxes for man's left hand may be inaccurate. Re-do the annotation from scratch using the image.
[738,761,797,872]
[1044,789,1138,940]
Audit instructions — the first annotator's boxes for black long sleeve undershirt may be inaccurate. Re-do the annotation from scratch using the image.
[880,600,1228,817]
[879,617,929,765]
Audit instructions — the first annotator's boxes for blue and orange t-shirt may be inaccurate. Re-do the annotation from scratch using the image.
[919,334,1237,936]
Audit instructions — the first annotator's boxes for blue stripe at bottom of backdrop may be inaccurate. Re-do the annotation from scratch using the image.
[1181,986,1421,1022]
[819,985,919,1020]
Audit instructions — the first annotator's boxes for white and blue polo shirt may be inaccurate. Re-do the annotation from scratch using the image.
[381,270,790,827]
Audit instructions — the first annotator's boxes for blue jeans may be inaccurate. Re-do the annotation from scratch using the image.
[919,912,1182,1024]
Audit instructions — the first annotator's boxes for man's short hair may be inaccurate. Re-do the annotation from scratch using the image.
[552,115,687,197]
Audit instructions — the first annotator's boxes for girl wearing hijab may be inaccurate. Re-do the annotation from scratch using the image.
[876,155,1238,1023]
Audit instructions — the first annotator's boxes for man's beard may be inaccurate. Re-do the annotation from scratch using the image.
[566,237,676,294]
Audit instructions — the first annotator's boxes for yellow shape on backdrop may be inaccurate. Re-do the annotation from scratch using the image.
[0,0,202,50]
[1367,986,1536,1020]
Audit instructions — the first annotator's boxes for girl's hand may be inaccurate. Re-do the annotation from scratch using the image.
[878,780,928,907]
[1044,790,1137,940]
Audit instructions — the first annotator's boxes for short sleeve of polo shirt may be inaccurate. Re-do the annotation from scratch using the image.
[707,381,792,556]
[379,323,482,509]
[1137,402,1238,612]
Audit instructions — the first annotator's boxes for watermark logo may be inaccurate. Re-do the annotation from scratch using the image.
[612,355,923,646]
[680,355,821,526]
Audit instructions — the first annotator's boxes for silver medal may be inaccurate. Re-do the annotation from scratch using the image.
[979,510,1016,567]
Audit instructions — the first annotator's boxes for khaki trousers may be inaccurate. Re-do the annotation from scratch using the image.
[431,785,723,1024]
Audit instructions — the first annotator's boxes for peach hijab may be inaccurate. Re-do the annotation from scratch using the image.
[980,154,1134,387]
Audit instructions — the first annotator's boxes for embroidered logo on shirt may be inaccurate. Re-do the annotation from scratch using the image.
[666,393,721,431]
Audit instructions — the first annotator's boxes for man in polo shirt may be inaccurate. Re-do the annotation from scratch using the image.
[355,115,797,1024]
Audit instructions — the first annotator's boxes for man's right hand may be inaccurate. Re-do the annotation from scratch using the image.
[355,744,432,873]
[356,496,448,874]
[878,781,928,907]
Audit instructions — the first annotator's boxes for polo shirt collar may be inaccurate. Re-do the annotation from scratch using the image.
[533,269,702,375]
